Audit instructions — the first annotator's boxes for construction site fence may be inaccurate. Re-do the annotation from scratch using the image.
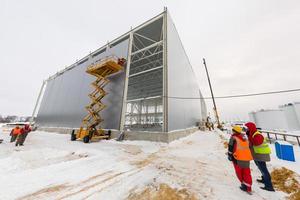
[261,130,300,146]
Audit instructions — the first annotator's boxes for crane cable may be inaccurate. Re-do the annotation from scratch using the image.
[163,88,300,100]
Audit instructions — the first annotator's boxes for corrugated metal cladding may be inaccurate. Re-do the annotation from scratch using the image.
[36,37,129,129]
[166,12,206,131]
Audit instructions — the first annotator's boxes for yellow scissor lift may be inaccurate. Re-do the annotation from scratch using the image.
[71,56,125,143]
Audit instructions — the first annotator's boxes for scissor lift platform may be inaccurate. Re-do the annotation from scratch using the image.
[71,56,125,143]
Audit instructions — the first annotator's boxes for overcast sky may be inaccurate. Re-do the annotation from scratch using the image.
[1,0,300,120]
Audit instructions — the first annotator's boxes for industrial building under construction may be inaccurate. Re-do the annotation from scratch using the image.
[33,9,207,142]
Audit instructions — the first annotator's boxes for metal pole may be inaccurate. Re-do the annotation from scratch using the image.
[203,58,222,129]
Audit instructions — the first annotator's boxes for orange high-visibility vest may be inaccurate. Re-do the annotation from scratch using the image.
[233,136,253,161]
[13,128,21,135]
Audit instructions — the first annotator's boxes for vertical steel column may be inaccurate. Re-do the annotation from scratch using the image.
[31,80,46,124]
[162,8,168,132]
[130,103,133,125]
[146,102,149,124]
[120,31,134,131]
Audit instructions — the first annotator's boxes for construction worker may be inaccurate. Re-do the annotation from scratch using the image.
[10,126,21,143]
[16,124,31,146]
[206,116,212,131]
[245,122,275,192]
[228,125,253,194]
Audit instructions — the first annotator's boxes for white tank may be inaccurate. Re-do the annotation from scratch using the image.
[293,102,300,125]
[248,112,256,122]
[279,104,300,131]
[252,109,288,131]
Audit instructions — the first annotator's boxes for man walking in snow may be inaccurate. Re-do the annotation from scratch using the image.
[245,122,275,192]
[206,116,213,131]
[228,125,253,194]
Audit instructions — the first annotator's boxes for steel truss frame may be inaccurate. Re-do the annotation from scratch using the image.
[123,14,165,131]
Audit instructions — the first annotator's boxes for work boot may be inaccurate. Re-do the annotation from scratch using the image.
[257,176,264,183]
[260,186,275,192]
[239,184,247,192]
[257,178,264,183]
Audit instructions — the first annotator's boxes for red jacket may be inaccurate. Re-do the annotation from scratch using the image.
[21,125,32,134]
[245,122,264,146]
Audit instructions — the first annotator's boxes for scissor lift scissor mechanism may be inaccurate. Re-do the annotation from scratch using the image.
[71,56,125,143]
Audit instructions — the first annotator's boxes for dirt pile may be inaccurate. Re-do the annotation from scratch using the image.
[271,167,300,200]
[127,183,198,200]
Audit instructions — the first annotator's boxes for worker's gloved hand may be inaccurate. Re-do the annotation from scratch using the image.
[227,154,233,161]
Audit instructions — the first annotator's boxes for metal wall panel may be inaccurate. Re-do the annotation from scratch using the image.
[36,38,129,129]
[167,12,206,131]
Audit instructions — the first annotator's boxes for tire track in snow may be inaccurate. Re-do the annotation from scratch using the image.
[57,168,144,200]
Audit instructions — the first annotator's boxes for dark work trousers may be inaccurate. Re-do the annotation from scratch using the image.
[20,133,28,145]
[10,134,18,142]
[254,160,274,189]
[16,133,29,146]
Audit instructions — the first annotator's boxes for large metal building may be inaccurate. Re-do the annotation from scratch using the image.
[33,9,207,142]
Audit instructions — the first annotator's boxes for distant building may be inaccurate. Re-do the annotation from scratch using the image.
[249,102,300,132]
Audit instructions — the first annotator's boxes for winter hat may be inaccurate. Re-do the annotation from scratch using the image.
[232,125,242,134]
[245,122,257,135]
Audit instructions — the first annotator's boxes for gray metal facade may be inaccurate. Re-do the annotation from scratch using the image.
[36,38,129,129]
[166,12,205,131]
[35,10,207,132]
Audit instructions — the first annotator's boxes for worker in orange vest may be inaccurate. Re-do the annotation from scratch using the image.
[10,126,22,143]
[228,125,253,194]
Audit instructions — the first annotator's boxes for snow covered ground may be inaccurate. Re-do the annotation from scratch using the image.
[0,129,299,200]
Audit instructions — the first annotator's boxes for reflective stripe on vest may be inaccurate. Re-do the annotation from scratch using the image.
[252,131,271,155]
[13,128,21,135]
[233,136,253,161]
